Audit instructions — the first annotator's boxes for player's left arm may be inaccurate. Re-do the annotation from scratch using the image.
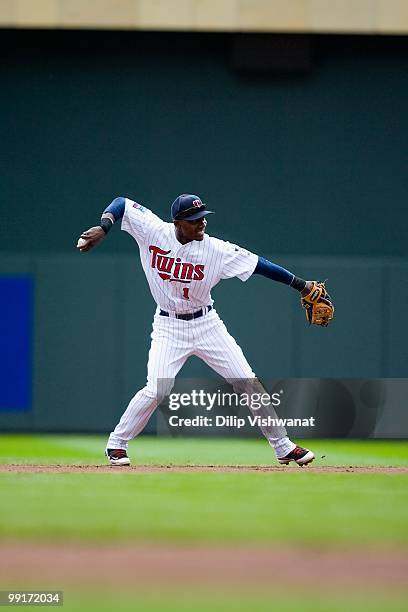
[254,257,334,326]
[254,256,311,295]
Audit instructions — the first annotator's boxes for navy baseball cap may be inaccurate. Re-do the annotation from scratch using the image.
[171,194,214,221]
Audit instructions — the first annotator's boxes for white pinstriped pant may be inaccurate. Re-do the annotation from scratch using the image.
[107,309,295,457]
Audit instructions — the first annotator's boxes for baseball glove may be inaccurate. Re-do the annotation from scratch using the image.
[301,281,334,327]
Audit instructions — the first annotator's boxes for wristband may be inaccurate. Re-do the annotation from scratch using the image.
[290,276,307,291]
[99,218,113,234]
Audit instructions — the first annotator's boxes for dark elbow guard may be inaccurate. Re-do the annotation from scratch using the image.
[103,196,126,221]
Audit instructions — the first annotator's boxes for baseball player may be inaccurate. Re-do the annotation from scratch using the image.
[77,194,333,467]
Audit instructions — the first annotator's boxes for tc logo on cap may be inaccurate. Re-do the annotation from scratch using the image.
[171,194,214,221]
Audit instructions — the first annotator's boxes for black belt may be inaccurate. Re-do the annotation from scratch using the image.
[160,305,212,321]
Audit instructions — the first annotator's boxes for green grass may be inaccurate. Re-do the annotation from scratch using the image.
[56,589,408,612]
[0,436,407,546]
[1,588,406,612]
[0,470,406,545]
[0,434,407,466]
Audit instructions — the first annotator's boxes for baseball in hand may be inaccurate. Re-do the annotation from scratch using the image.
[77,238,88,248]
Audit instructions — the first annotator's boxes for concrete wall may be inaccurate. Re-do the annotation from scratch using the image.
[1,0,408,34]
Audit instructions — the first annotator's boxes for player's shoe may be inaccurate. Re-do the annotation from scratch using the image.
[278,445,315,466]
[106,448,131,466]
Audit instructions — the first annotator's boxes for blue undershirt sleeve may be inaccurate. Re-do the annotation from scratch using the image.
[254,256,295,286]
[103,197,126,221]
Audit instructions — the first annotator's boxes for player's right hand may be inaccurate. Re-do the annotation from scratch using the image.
[76,226,106,252]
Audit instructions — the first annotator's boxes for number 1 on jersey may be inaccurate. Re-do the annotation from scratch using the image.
[182,287,190,300]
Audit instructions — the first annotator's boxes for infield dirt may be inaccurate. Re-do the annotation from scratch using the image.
[1,542,407,590]
[1,464,407,473]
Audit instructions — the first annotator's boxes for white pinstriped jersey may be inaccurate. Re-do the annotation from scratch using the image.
[121,198,258,312]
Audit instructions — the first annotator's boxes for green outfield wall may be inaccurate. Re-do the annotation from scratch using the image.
[1,30,408,257]
[1,30,407,432]
[0,254,406,433]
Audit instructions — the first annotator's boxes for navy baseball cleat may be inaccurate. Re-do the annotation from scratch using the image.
[106,448,131,466]
[278,445,315,466]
